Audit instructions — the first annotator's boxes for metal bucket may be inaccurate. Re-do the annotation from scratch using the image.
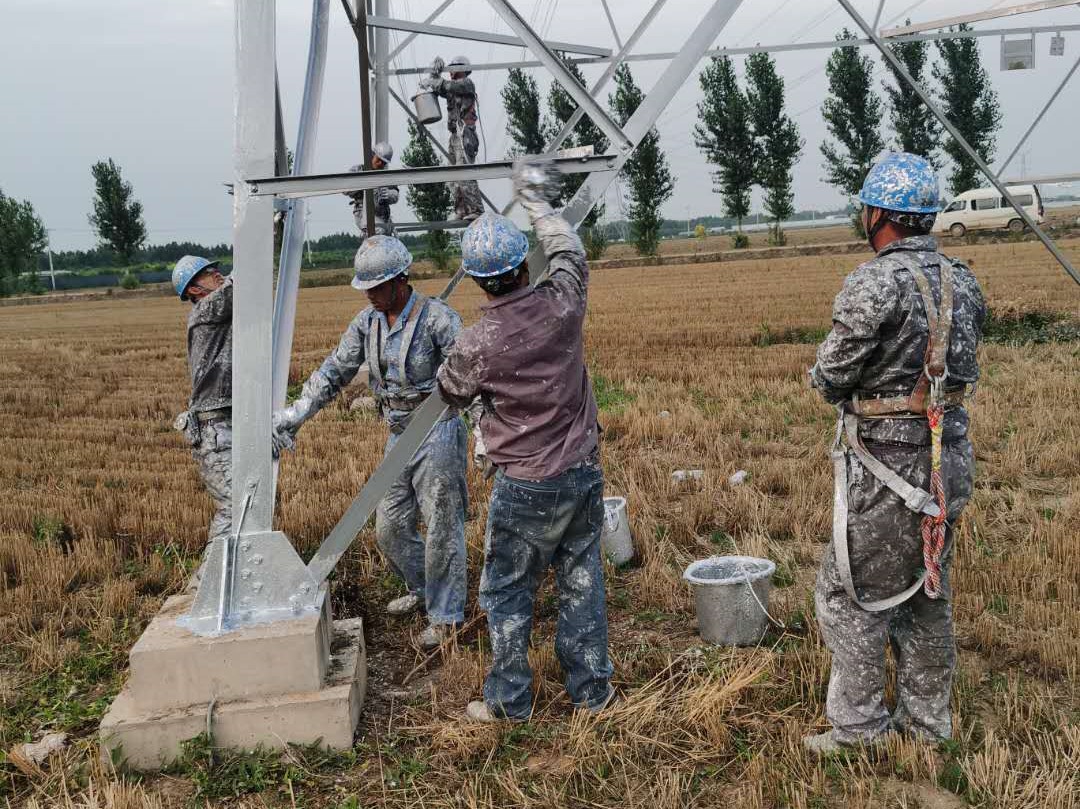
[683,556,775,646]
[412,88,441,124]
[600,496,633,565]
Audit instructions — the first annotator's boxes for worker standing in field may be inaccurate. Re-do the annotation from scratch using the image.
[806,153,986,754]
[436,157,613,722]
[271,236,468,650]
[423,55,484,222]
[171,255,233,591]
[345,141,399,237]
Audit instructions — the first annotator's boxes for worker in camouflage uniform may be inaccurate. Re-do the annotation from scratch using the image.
[437,157,613,723]
[171,255,233,591]
[806,153,986,754]
[271,236,468,650]
[424,55,484,222]
[345,141,399,237]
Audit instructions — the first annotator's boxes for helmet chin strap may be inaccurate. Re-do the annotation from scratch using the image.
[866,207,890,248]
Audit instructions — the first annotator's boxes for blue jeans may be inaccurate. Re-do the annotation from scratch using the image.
[479,460,612,718]
[376,416,468,624]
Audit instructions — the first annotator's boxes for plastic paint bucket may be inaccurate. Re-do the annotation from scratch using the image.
[412,89,442,124]
[600,496,633,565]
[683,556,776,646]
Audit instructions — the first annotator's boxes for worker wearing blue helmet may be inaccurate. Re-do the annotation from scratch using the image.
[437,157,612,723]
[272,235,468,650]
[171,255,233,591]
[806,153,987,754]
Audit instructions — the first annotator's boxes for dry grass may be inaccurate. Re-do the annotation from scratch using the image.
[0,238,1078,807]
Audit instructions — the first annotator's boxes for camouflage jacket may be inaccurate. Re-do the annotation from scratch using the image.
[187,278,233,413]
[346,184,399,224]
[810,235,986,444]
[432,76,477,132]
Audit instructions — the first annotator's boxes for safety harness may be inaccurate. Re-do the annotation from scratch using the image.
[832,255,958,612]
[366,292,431,421]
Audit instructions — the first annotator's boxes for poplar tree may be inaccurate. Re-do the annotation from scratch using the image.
[88,158,147,264]
[501,68,546,156]
[0,189,47,295]
[821,30,884,234]
[401,120,453,270]
[610,63,674,257]
[882,21,940,163]
[934,25,1002,194]
[694,55,757,244]
[745,52,802,245]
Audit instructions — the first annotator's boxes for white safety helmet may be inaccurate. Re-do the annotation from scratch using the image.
[372,141,394,164]
[447,55,472,75]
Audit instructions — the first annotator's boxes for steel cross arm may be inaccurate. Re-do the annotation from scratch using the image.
[387,0,457,61]
[306,0,747,587]
[248,153,618,198]
[387,86,499,212]
[503,0,669,216]
[484,0,634,152]
[882,0,1080,37]
[838,0,1080,286]
[366,14,613,57]
[998,51,1080,174]
[528,0,747,283]
[1003,172,1080,183]
[393,219,472,231]
[387,23,1080,74]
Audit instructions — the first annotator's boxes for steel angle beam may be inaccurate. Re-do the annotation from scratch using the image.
[838,0,1080,286]
[307,391,449,583]
[387,23,1080,74]
[882,0,1080,37]
[366,15,612,57]
[393,219,472,232]
[248,153,618,198]
[387,0,457,61]
[484,0,634,152]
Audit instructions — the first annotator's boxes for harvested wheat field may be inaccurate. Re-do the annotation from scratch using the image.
[1,239,1078,808]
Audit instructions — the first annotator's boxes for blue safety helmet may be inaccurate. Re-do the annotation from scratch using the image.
[858,152,941,214]
[460,213,530,278]
[352,235,412,291]
[173,255,220,300]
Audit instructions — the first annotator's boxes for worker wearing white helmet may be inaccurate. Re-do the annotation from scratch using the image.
[170,255,233,592]
[423,54,483,221]
[345,140,399,237]
[272,236,469,651]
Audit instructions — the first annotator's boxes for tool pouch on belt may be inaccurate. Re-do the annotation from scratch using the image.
[831,259,955,612]
[173,410,200,447]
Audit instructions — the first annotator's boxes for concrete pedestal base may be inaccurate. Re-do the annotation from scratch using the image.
[99,595,366,771]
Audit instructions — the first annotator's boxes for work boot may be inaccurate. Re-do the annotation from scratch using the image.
[802,729,895,757]
[386,593,423,617]
[583,685,617,715]
[418,622,456,650]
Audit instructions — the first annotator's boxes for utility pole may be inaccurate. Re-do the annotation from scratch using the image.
[44,230,57,291]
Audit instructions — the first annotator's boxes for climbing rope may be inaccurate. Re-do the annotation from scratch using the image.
[921,401,947,598]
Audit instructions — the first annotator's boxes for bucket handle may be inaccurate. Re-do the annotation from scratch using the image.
[742,569,786,630]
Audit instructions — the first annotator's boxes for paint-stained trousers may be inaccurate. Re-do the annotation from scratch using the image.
[191,418,233,547]
[377,416,468,625]
[479,459,613,719]
[449,123,483,221]
[815,436,975,743]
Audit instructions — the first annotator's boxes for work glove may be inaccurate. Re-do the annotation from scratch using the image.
[173,410,200,447]
[271,395,318,457]
[472,429,496,480]
[512,156,561,206]
[430,56,445,76]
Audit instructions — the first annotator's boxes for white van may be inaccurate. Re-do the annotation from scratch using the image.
[934,185,1044,237]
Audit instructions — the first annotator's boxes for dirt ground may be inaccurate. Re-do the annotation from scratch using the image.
[0,238,1078,807]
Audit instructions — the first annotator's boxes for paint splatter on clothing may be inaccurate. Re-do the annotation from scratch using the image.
[191,417,233,545]
[810,235,985,743]
[186,278,233,413]
[431,75,483,220]
[479,459,612,718]
[346,183,399,237]
[437,213,599,481]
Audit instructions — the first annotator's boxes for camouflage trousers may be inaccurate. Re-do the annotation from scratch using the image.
[449,124,483,221]
[191,418,233,547]
[816,436,975,743]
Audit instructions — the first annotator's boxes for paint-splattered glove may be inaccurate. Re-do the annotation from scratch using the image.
[430,56,445,77]
[512,156,561,206]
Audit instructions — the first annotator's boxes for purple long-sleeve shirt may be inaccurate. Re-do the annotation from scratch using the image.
[437,219,598,481]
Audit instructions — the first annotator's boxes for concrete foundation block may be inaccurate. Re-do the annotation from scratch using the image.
[126,593,331,713]
[100,618,365,771]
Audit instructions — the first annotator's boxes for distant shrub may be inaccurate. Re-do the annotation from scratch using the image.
[119,272,141,290]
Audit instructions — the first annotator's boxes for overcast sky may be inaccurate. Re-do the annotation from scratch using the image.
[2,0,1078,251]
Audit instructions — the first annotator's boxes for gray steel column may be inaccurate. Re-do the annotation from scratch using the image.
[374,0,389,144]
[998,51,1080,174]
[837,0,1080,286]
[273,0,330,423]
[231,0,277,532]
[485,0,633,152]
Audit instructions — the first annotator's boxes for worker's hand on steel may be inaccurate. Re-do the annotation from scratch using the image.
[430,56,445,75]
[270,421,296,458]
[512,156,561,205]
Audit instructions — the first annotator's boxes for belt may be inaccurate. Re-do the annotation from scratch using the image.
[850,386,967,418]
[195,407,231,423]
